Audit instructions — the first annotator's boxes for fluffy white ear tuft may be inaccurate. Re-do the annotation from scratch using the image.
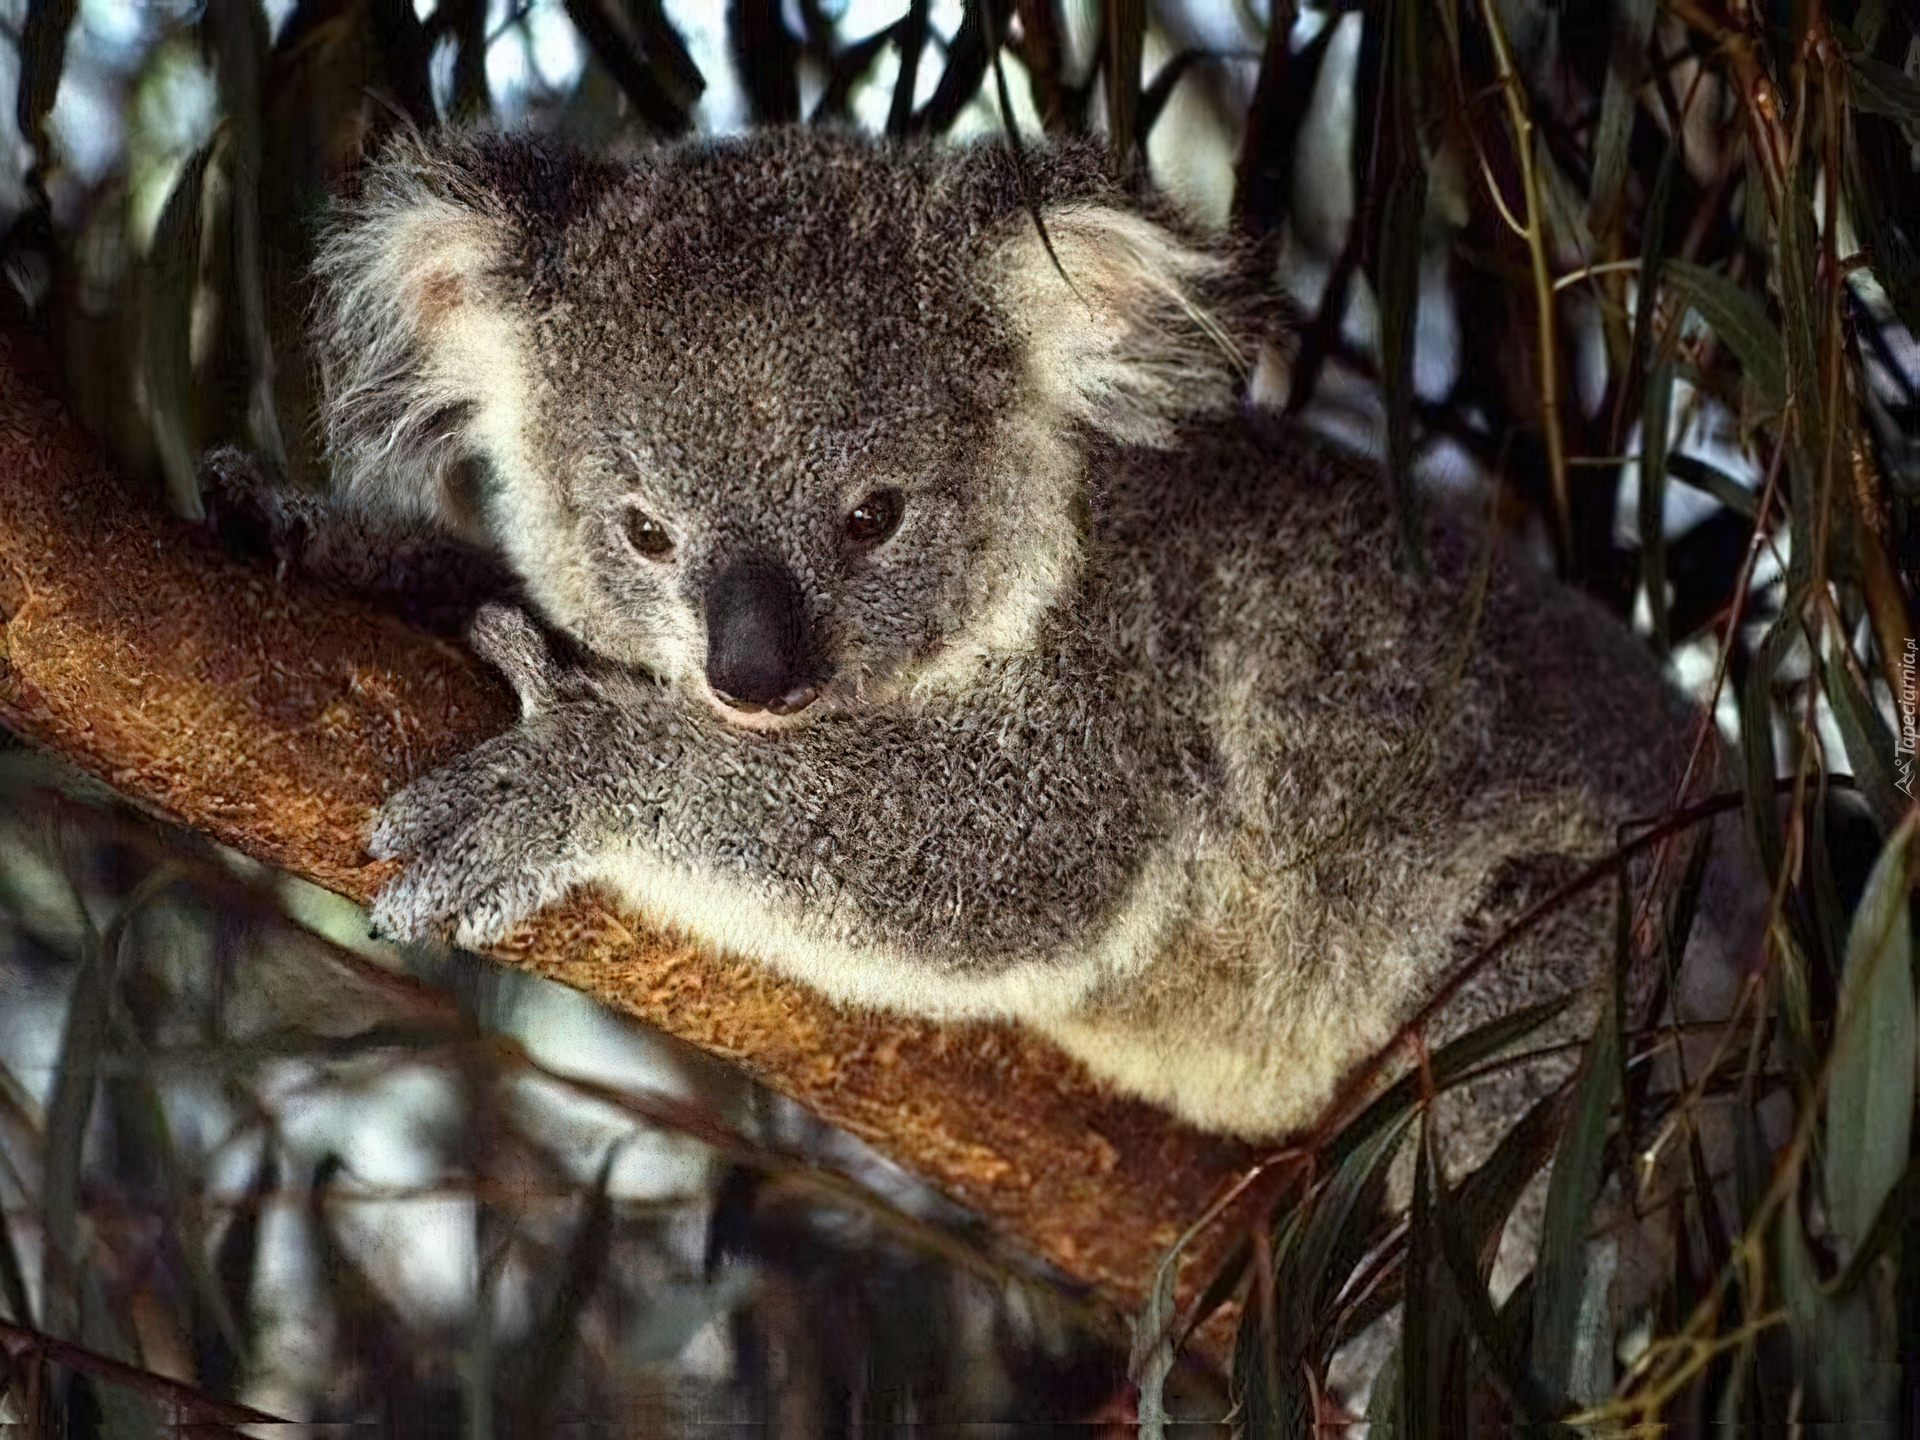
[991,207,1256,446]
[310,141,532,537]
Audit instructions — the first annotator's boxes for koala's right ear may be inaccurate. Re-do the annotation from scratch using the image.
[311,132,610,534]
[988,206,1285,447]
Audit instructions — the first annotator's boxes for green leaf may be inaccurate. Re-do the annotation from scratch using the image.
[1181,1232,1252,1351]
[0,1051,40,1144]
[139,143,216,523]
[560,0,698,135]
[1135,1209,1183,1440]
[1823,647,1905,829]
[1640,359,1676,653]
[1356,0,1430,571]
[1281,1110,1415,1365]
[1846,50,1920,125]
[1530,946,1621,1406]
[1401,1125,1439,1440]
[1330,995,1577,1170]
[1136,49,1209,145]
[1232,1115,1413,1439]
[1401,1119,1470,1440]
[1663,259,1789,413]
[1780,1176,1900,1423]
[1428,1133,1551,1420]
[1739,618,1792,888]
[1829,1155,1920,1298]
[1365,1344,1401,1440]
[1662,820,1717,979]
[1824,815,1916,1255]
[41,884,119,1340]
[0,1174,30,1325]
[205,1139,273,1398]
[1776,164,1826,466]
[885,0,930,136]
[1585,0,1657,225]
[15,0,77,156]
[1620,137,1675,479]
[1665,452,1759,520]
[201,0,287,476]
[1773,916,1822,1108]
[1453,1088,1573,1279]
[1231,1277,1295,1440]
[1103,0,1146,175]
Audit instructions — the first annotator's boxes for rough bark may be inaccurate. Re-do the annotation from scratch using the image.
[0,328,1255,1353]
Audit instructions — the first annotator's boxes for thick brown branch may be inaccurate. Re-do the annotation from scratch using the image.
[0,329,1254,1355]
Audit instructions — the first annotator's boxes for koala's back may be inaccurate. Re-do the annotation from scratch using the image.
[1046,415,1705,1139]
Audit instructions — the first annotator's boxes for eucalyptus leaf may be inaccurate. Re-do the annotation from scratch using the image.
[1586,0,1656,225]
[1847,51,1920,125]
[1401,1127,1438,1440]
[1428,1139,1549,1420]
[1530,951,1620,1407]
[1823,645,1904,829]
[0,1185,30,1325]
[1824,815,1916,1255]
[1781,1180,1900,1423]
[141,144,217,523]
[1665,452,1759,520]
[1740,618,1792,888]
[1281,1109,1415,1368]
[1103,0,1146,175]
[1830,1156,1920,1299]
[1663,260,1789,414]
[1640,360,1676,653]
[1134,1205,1183,1439]
[1330,994,1577,1170]
[1365,1343,1401,1440]
[15,0,77,158]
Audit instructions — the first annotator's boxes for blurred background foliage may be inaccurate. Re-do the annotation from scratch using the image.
[0,747,1185,1432]
[0,0,1914,1430]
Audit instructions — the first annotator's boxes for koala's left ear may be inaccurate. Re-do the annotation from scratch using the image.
[989,207,1288,446]
[311,132,614,533]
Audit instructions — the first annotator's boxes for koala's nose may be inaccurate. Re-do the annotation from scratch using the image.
[704,556,822,715]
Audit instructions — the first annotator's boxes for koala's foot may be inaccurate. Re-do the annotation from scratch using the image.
[367,605,612,947]
[198,445,307,570]
[198,446,517,635]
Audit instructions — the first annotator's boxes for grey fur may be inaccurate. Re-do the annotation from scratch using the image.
[297,126,1743,1144]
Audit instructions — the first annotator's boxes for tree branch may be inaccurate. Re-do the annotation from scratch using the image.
[0,329,1255,1357]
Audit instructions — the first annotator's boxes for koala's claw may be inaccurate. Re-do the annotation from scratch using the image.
[370,835,584,950]
[366,758,496,860]
[365,725,589,950]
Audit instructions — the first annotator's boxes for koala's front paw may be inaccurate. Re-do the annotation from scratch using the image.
[366,728,591,949]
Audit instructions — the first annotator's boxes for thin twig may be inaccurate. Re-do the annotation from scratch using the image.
[1475,0,1572,558]
[1553,258,1643,292]
[0,1318,288,1428]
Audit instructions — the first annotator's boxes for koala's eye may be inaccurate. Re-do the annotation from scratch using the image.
[846,489,904,547]
[625,509,675,559]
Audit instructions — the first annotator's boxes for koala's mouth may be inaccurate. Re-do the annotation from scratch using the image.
[703,682,826,731]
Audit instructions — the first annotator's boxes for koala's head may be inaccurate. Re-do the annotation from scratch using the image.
[314,128,1277,725]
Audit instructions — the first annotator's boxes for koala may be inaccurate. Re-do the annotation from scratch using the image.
[255,125,1744,1148]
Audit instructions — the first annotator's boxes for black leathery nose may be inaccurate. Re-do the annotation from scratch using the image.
[704,556,819,712]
